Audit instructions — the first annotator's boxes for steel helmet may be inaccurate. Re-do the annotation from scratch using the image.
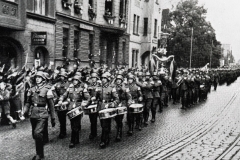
[35,71,46,80]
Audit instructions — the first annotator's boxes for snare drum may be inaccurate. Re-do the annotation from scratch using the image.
[116,106,127,115]
[99,108,117,119]
[67,107,83,120]
[129,103,143,113]
[83,104,98,115]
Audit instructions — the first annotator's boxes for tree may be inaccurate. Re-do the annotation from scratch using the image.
[166,0,221,68]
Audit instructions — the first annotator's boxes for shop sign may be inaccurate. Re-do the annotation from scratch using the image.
[79,23,93,31]
[31,32,47,45]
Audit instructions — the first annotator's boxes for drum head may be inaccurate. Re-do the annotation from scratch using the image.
[129,104,143,108]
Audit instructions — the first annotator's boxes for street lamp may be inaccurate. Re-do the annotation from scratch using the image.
[208,30,213,68]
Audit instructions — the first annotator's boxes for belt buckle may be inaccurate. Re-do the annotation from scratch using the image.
[34,104,37,107]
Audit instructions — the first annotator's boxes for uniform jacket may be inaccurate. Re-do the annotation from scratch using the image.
[127,82,142,103]
[114,83,132,106]
[136,80,153,99]
[26,83,55,119]
[95,83,119,111]
[152,80,161,98]
[60,83,90,110]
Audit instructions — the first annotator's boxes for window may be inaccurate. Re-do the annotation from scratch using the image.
[34,0,46,15]
[133,15,140,35]
[105,0,113,16]
[132,49,138,67]
[137,16,140,34]
[133,14,136,34]
[89,0,93,8]
[62,28,69,57]
[74,31,80,58]
[154,19,157,38]
[122,41,126,64]
[119,0,127,17]
[143,18,148,36]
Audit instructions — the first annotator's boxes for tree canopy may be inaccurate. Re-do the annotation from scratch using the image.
[165,0,222,68]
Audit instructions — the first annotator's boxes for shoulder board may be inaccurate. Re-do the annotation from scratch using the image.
[112,87,116,92]
[47,89,54,99]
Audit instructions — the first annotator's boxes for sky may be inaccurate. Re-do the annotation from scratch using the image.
[161,0,240,61]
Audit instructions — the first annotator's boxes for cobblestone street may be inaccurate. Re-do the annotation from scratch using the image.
[1,79,240,160]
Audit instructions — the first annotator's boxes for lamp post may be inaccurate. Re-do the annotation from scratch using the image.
[208,30,213,68]
[210,39,213,68]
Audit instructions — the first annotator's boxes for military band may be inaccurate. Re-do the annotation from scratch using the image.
[0,59,239,160]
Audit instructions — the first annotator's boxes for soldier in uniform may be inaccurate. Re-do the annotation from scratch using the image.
[114,73,132,141]
[151,72,161,122]
[159,73,169,110]
[127,74,143,134]
[180,70,189,109]
[25,71,55,160]
[136,72,153,126]
[96,72,119,148]
[53,70,70,139]
[59,74,90,148]
[87,72,99,140]
[213,70,219,91]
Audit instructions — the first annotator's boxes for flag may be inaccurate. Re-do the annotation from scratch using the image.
[200,63,209,73]
[170,58,177,81]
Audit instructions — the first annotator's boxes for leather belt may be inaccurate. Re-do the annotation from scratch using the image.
[34,104,46,107]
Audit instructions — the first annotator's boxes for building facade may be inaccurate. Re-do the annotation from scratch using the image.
[55,0,129,68]
[26,0,56,68]
[127,0,162,68]
[0,0,26,70]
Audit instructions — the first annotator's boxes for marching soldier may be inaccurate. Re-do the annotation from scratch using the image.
[127,74,143,134]
[213,70,219,91]
[53,70,70,139]
[136,72,153,126]
[87,71,99,140]
[151,72,161,122]
[59,74,90,148]
[180,70,189,109]
[25,71,55,160]
[114,73,132,141]
[159,73,169,110]
[96,72,119,148]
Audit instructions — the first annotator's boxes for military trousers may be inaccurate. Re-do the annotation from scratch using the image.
[143,99,153,122]
[89,113,98,136]
[57,110,68,136]
[30,118,48,158]
[100,118,111,143]
[70,115,81,144]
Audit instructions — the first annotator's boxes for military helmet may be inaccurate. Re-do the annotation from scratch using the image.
[145,72,151,77]
[59,71,68,78]
[72,75,81,81]
[116,74,124,81]
[128,74,135,80]
[35,71,46,80]
[102,72,111,81]
[90,72,98,78]
[153,72,158,76]
[137,72,143,77]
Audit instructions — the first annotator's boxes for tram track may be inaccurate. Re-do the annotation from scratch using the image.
[138,88,240,160]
